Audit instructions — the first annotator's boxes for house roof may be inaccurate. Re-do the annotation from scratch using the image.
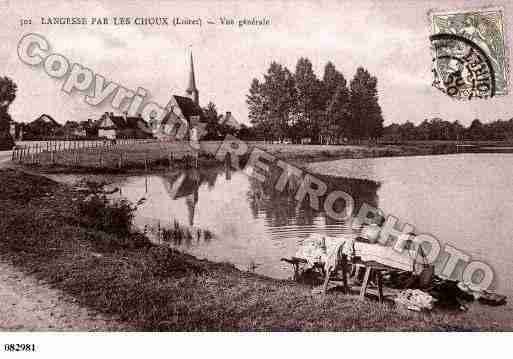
[125,116,147,129]
[220,112,241,130]
[33,114,60,128]
[97,113,147,130]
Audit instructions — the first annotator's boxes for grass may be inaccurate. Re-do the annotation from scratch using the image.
[259,142,459,163]
[157,220,214,246]
[1,168,511,330]
[16,140,468,174]
[17,138,513,175]
[16,141,221,174]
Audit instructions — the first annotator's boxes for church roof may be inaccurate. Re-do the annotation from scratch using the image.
[173,95,204,121]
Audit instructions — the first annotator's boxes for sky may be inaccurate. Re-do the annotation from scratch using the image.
[1,0,513,127]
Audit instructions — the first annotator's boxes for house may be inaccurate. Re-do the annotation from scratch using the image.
[97,112,151,139]
[220,111,241,130]
[22,114,62,139]
[97,112,125,139]
[58,121,88,138]
[72,127,87,137]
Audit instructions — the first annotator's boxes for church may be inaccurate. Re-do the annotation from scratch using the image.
[156,52,205,140]
[97,52,205,140]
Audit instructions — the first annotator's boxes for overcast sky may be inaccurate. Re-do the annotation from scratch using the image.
[2,0,513,126]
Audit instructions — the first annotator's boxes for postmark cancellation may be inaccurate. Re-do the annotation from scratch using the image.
[429,7,508,99]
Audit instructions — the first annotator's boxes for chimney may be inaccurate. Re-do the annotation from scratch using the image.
[224,111,231,123]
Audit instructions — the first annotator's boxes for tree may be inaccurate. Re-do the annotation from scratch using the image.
[322,62,346,105]
[349,67,383,140]
[324,84,351,143]
[246,78,269,140]
[202,101,223,140]
[467,119,486,140]
[293,57,324,143]
[246,63,296,142]
[0,76,17,149]
[262,62,296,142]
[320,62,350,143]
[0,76,17,131]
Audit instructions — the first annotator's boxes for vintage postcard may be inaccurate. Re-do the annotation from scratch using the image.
[1,0,513,356]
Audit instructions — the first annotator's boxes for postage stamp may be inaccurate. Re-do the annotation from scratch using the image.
[429,7,508,99]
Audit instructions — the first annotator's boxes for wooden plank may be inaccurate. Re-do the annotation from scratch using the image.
[359,266,372,300]
[376,271,383,303]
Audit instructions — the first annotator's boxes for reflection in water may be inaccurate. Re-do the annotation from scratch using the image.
[115,164,380,279]
[246,166,380,241]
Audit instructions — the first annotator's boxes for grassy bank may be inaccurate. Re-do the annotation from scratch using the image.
[260,142,459,163]
[0,168,510,330]
[18,140,463,174]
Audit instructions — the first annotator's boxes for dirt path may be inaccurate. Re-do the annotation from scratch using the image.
[0,155,128,330]
[0,258,129,331]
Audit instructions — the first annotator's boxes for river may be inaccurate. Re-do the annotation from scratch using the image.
[52,153,513,296]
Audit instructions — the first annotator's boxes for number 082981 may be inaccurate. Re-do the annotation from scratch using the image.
[4,344,36,352]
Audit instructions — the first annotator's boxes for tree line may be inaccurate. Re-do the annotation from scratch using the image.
[0,76,17,149]
[383,118,513,142]
[246,58,384,144]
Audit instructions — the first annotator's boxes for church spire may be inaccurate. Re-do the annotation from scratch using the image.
[186,51,199,105]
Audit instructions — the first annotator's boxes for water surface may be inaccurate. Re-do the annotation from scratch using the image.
[55,153,513,296]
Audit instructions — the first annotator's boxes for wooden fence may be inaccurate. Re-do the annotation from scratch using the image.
[11,139,209,169]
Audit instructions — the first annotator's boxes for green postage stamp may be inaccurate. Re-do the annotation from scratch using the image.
[429,7,508,99]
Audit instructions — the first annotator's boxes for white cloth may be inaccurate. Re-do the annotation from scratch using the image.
[395,289,436,311]
[295,234,354,273]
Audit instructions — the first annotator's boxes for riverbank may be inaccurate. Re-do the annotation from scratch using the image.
[16,140,463,175]
[15,139,513,174]
[261,142,459,163]
[0,168,510,331]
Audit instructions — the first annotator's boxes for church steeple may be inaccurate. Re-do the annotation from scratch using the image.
[186,51,199,105]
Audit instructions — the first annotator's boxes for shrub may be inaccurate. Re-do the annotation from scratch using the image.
[76,180,144,236]
[0,132,15,150]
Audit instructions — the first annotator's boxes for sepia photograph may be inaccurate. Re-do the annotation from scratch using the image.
[0,0,512,356]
